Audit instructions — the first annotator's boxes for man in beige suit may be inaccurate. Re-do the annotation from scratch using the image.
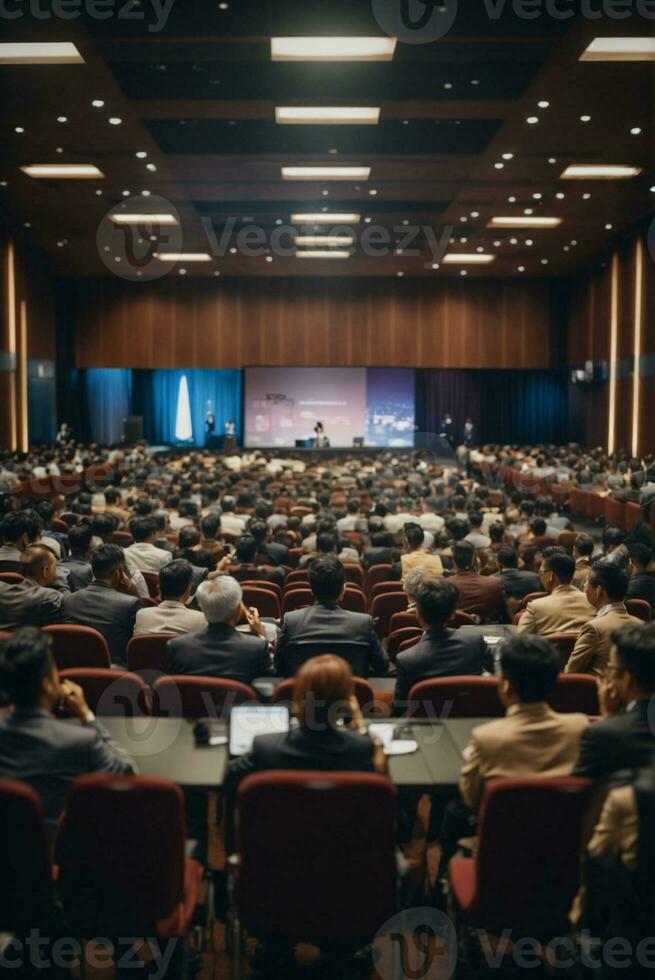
[435,635,588,890]
[565,560,640,677]
[133,560,206,636]
[572,533,595,590]
[400,524,443,581]
[517,549,595,637]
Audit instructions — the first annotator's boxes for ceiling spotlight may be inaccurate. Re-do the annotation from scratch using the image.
[537,100,550,108]
[265,255,273,262]
[630,127,642,135]
[605,223,613,230]
[518,266,525,272]
[95,189,102,195]
[14,126,24,133]
[556,192,565,199]
[494,162,504,170]
[502,153,514,160]
[508,196,516,203]
[510,238,518,245]
[532,193,542,199]
[369,188,378,195]
[526,239,534,246]
[526,116,539,125]
[541,258,549,264]
[56,116,67,123]
[431,262,439,269]
[460,270,468,276]
[108,117,122,125]
[493,240,501,247]
[580,114,591,122]
[524,209,534,215]
[136,151,147,159]
[470,211,480,217]
[122,190,130,196]
[146,163,157,172]
[91,99,104,108]
[548,157,557,164]
[178,268,187,275]
[397,271,404,277]
[582,193,591,199]
[141,190,151,196]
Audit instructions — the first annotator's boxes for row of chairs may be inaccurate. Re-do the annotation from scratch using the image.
[569,488,645,532]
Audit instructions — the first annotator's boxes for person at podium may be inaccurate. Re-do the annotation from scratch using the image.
[313,421,330,449]
[224,419,237,452]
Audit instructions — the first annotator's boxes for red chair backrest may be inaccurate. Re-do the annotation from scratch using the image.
[242,587,281,619]
[626,598,652,623]
[548,632,579,669]
[557,531,577,552]
[452,610,476,627]
[389,609,420,633]
[287,548,303,568]
[408,676,504,718]
[387,627,422,661]
[152,675,258,717]
[371,591,408,638]
[549,674,599,714]
[59,668,150,716]
[625,501,643,533]
[240,579,282,601]
[272,676,375,714]
[282,588,314,616]
[127,633,175,675]
[42,624,111,670]
[0,781,51,934]
[340,588,367,614]
[365,564,393,595]
[604,497,626,530]
[108,531,133,547]
[518,590,548,611]
[369,580,405,604]
[285,569,309,588]
[569,488,589,517]
[342,564,364,588]
[0,572,23,584]
[142,572,160,599]
[57,774,186,936]
[474,777,591,936]
[51,517,70,534]
[236,772,397,939]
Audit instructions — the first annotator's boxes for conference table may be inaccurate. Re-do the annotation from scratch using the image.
[101,715,487,794]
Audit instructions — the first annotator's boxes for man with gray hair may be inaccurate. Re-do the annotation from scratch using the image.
[166,575,273,684]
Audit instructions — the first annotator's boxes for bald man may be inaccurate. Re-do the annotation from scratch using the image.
[0,544,62,630]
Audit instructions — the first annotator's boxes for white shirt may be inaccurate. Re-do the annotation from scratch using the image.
[124,541,172,573]
[134,600,206,636]
[418,512,445,533]
[384,512,415,535]
[220,514,247,535]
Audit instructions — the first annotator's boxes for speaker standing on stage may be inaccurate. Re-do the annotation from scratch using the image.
[313,421,330,449]
[440,412,454,448]
[224,419,237,452]
[464,417,474,447]
[205,406,215,448]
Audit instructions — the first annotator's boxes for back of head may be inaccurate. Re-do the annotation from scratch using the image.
[316,532,337,555]
[469,512,483,529]
[447,517,469,542]
[129,516,157,543]
[531,517,547,537]
[309,555,345,603]
[602,525,625,552]
[453,540,475,572]
[178,525,200,550]
[0,627,54,708]
[196,575,242,624]
[248,520,268,545]
[91,543,125,581]
[235,534,257,564]
[575,533,594,558]
[293,654,354,729]
[23,509,44,543]
[68,523,93,556]
[34,500,55,526]
[159,559,193,601]
[497,545,518,569]
[404,523,425,550]
[627,540,652,570]
[415,578,459,628]
[500,634,559,702]
[91,513,115,539]
[403,567,426,602]
[612,623,655,694]
[201,512,221,540]
[0,512,28,546]
[20,544,55,581]
[542,548,575,585]
[588,558,630,601]
[489,522,505,544]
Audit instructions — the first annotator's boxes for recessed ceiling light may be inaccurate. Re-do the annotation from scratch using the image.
[154,252,212,261]
[630,127,642,135]
[110,213,178,225]
[508,196,516,203]
[561,164,641,179]
[470,211,480,217]
[526,116,539,125]
[571,239,578,245]
[397,271,404,277]
[524,209,533,215]
[494,162,504,170]
[275,106,380,125]
[295,235,354,246]
[56,147,63,154]
[265,255,273,262]
[364,217,371,223]
[582,193,591,199]
[146,163,157,172]
[56,116,67,123]
[294,250,351,259]
[556,192,565,199]
[459,216,467,223]
[92,100,105,108]
[431,262,439,269]
[563,245,570,251]
[541,258,549,264]
[460,237,468,244]
[178,268,187,275]
[136,151,147,159]
[24,222,31,228]
[0,181,7,187]
[14,126,24,133]
[444,82,453,90]
[122,190,130,196]
[271,37,397,62]
[605,223,613,230]
[369,189,378,196]
[476,246,484,253]
[108,117,122,125]
[526,239,534,246]
[518,266,525,272]
[471,79,479,85]
[650,186,655,192]
[460,270,468,276]
[488,216,561,228]
[141,190,151,196]
[580,37,655,61]
[502,153,513,160]
[282,166,370,180]
[321,190,329,196]
[95,189,102,195]
[229,248,237,254]
[291,212,360,223]
[0,42,84,64]
[537,100,550,108]
[213,270,221,276]
[493,240,501,247]
[21,164,104,179]
[219,1,229,8]
[580,114,591,122]
[548,157,557,164]
[532,193,542,200]
[443,253,495,264]
[509,238,518,245]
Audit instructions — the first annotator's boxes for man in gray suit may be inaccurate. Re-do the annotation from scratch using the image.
[0,628,135,831]
[0,544,62,630]
[62,544,142,666]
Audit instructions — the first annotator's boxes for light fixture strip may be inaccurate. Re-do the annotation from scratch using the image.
[19,299,28,453]
[608,252,619,455]
[275,106,380,125]
[6,241,17,450]
[632,237,644,457]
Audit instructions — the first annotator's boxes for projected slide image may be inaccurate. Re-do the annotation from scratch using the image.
[244,367,415,448]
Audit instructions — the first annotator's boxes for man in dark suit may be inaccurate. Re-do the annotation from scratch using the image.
[447,541,506,622]
[494,545,542,615]
[0,544,62,630]
[574,622,655,783]
[626,541,655,611]
[394,579,488,713]
[0,511,29,572]
[0,628,135,831]
[61,544,142,666]
[58,523,94,592]
[250,519,289,567]
[275,555,389,678]
[167,574,273,684]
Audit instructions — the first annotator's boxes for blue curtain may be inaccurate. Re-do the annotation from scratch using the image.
[85,369,132,445]
[132,369,242,446]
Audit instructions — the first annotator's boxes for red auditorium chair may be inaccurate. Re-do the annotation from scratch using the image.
[451,610,476,627]
[549,674,599,715]
[57,774,203,946]
[626,598,652,623]
[449,778,591,941]
[287,547,303,568]
[342,563,364,589]
[399,635,422,653]
[604,497,626,530]
[42,624,111,670]
[59,668,150,717]
[569,488,589,518]
[51,517,70,534]
[557,530,577,551]
[365,563,393,596]
[0,781,53,936]
[547,632,579,669]
[371,591,407,638]
[387,627,422,661]
[230,772,396,969]
[240,579,282,602]
[127,633,175,675]
[0,571,23,584]
[142,572,160,599]
[242,586,281,620]
[389,609,420,633]
[108,530,133,547]
[272,676,376,715]
[152,675,258,718]
[517,590,548,611]
[626,502,643,533]
[282,587,314,615]
[369,580,405,604]
[284,569,309,588]
[340,587,367,614]
[408,676,504,718]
